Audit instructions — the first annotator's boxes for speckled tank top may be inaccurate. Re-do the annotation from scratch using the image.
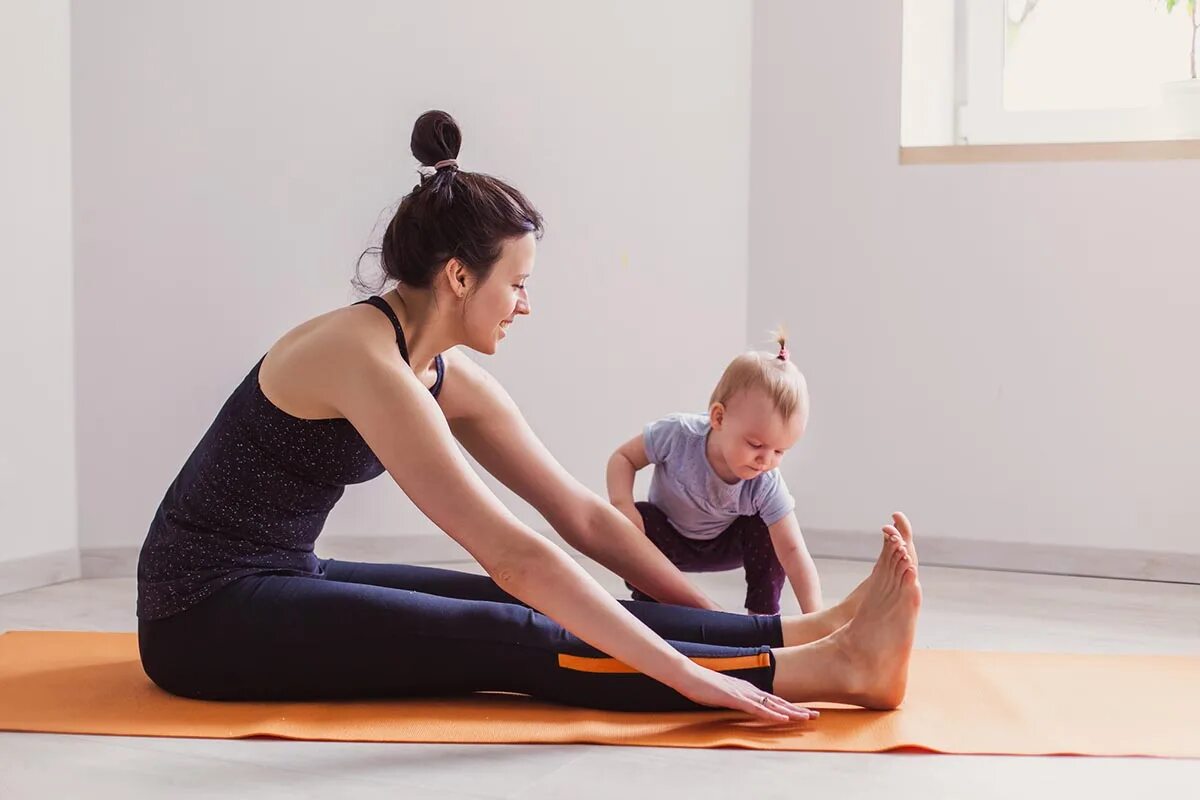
[136,296,444,620]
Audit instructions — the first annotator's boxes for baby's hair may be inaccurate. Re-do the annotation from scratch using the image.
[772,325,789,362]
[709,326,809,421]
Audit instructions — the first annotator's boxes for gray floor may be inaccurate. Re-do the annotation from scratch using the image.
[2,554,1198,799]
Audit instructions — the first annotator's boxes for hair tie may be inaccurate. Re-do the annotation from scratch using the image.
[432,158,459,171]
[777,346,789,362]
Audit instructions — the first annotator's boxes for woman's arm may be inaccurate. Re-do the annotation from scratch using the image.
[439,351,719,610]
[317,335,798,720]
[768,512,823,613]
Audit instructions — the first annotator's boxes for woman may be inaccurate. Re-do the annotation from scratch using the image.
[137,110,922,719]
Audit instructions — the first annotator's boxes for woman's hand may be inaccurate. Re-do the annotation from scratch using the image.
[671,661,818,723]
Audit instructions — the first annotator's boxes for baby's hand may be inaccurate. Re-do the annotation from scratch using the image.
[613,501,646,534]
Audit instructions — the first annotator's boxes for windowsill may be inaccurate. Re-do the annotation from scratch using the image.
[900,139,1200,165]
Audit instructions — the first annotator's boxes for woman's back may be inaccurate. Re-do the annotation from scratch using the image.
[136,297,441,620]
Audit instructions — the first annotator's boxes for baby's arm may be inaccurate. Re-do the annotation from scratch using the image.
[606,435,650,534]
[768,512,823,613]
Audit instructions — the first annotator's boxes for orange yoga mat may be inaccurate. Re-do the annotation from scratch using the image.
[1,631,1197,757]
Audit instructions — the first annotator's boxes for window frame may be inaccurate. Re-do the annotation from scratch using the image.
[958,0,1176,145]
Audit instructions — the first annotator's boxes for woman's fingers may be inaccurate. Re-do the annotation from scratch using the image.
[743,694,791,722]
[764,693,817,720]
[684,670,818,724]
[741,688,816,722]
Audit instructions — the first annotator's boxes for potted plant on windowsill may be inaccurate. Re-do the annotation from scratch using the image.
[1161,0,1200,136]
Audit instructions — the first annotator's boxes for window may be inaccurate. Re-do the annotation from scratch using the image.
[902,0,1200,147]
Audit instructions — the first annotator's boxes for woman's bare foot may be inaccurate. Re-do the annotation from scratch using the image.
[772,539,921,709]
[830,540,921,709]
[840,516,918,615]
[825,512,918,623]
[780,529,908,646]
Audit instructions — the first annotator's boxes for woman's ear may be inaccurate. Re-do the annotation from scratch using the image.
[443,259,473,300]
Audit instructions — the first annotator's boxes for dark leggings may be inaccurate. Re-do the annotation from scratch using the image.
[138,559,783,711]
[628,503,787,615]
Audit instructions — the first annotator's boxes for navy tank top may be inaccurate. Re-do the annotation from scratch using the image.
[136,296,445,620]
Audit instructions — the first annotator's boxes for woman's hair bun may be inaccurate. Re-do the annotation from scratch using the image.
[410,110,462,167]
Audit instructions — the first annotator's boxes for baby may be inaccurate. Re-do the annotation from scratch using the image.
[607,331,819,615]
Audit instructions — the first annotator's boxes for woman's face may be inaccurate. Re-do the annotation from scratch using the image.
[460,233,535,355]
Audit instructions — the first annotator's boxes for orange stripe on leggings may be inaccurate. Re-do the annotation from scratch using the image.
[558,652,770,674]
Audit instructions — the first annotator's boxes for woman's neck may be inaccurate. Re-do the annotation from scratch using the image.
[384,287,461,374]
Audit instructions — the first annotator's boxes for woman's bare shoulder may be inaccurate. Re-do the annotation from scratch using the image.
[258,303,398,420]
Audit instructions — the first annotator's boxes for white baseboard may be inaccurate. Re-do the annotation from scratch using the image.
[69,529,1200,585]
[0,548,81,597]
[77,535,477,580]
[75,537,476,581]
[801,529,1200,585]
[80,547,141,579]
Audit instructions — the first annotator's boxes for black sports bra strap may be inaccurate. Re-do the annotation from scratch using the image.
[431,353,445,398]
[356,296,410,365]
[355,297,446,398]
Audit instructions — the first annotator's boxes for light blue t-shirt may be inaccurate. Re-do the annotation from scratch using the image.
[643,412,795,541]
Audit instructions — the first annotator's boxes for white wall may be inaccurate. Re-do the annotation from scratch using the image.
[72,0,751,549]
[750,1,1199,554]
[0,0,77,563]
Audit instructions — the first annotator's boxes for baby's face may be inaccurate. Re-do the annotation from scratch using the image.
[715,390,807,480]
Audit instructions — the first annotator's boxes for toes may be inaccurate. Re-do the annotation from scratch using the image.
[883,525,913,564]
[882,525,901,550]
[877,540,902,574]
[882,529,903,552]
[874,533,902,572]
[892,513,917,562]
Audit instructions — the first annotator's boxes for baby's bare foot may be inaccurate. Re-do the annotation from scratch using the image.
[828,541,922,709]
